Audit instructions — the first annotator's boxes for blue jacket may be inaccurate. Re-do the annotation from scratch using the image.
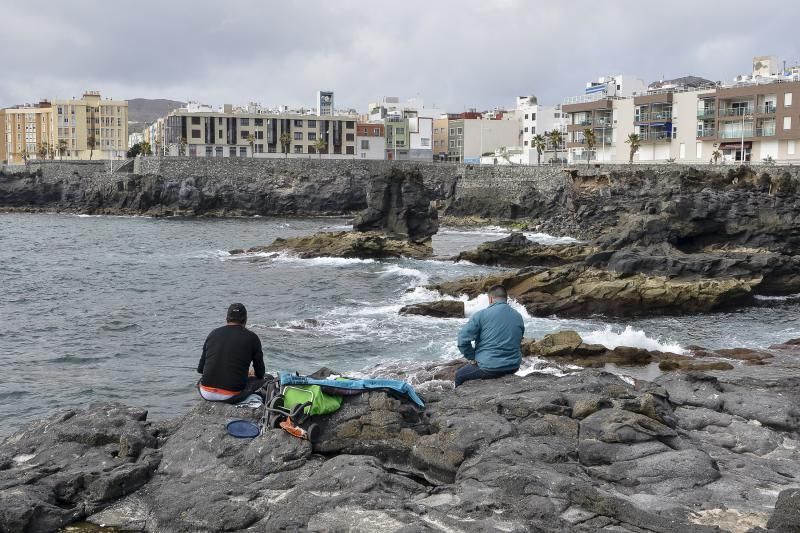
[457,301,525,370]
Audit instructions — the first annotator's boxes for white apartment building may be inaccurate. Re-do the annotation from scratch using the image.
[356,123,385,160]
[515,96,570,164]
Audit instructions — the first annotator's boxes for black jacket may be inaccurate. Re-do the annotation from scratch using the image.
[197,325,264,392]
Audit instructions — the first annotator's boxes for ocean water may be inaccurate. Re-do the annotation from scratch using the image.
[2,214,800,438]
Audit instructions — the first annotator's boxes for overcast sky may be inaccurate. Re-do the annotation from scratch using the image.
[1,0,798,112]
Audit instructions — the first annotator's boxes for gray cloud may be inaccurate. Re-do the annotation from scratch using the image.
[1,0,797,112]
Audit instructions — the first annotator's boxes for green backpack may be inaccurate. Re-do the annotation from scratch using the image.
[282,385,343,416]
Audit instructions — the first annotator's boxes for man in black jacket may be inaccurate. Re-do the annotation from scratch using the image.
[197,303,267,403]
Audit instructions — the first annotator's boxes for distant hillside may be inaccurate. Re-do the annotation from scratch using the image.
[127,98,185,133]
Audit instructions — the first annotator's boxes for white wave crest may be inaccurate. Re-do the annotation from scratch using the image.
[582,325,686,354]
[754,293,800,301]
[464,293,532,320]
[378,265,430,285]
[523,232,579,245]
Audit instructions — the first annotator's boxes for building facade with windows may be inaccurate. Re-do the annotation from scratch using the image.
[356,123,385,159]
[1,91,127,163]
[149,104,358,158]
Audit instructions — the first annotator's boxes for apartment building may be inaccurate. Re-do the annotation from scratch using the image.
[356,123,385,159]
[444,113,520,163]
[151,103,358,158]
[433,117,449,160]
[385,117,410,160]
[515,96,570,164]
[1,91,127,163]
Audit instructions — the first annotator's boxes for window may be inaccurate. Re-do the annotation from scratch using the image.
[373,128,380,135]
[334,146,342,154]
[205,146,212,157]
[395,140,405,147]
[191,117,201,125]
[294,145,303,153]
[420,138,430,147]
[346,121,355,129]
[294,132,303,140]
[361,140,370,149]
[229,147,236,157]
[240,130,249,139]
[524,140,528,146]
[449,140,455,147]
[294,120,303,127]
[524,127,528,132]
[240,118,249,126]
[457,127,463,135]
[191,129,201,138]
[219,130,223,138]
[218,118,223,124]
[215,147,223,157]
[255,131,263,140]
[346,133,354,141]
[532,113,536,120]
[785,93,793,107]
[255,118,263,126]
[307,120,316,127]
[524,114,528,119]
[434,128,438,134]
[239,147,247,157]
[308,146,316,154]
[449,128,455,135]
[396,127,405,134]
[346,146,354,154]
[784,117,792,130]
[308,132,316,141]
[788,140,796,155]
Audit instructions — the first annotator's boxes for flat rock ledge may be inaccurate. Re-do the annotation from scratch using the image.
[2,366,800,532]
[230,230,434,260]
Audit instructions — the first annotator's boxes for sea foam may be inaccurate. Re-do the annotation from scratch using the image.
[582,325,686,354]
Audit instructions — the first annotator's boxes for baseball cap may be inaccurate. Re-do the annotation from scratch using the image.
[227,303,247,322]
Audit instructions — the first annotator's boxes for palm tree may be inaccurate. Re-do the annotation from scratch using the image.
[140,141,152,156]
[37,142,49,160]
[532,134,546,165]
[247,134,256,157]
[87,135,96,160]
[625,133,641,163]
[58,139,68,161]
[279,132,292,159]
[548,130,563,164]
[583,128,596,169]
[711,149,722,164]
[314,137,327,159]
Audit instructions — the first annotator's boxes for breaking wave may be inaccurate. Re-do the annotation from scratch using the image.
[582,325,686,354]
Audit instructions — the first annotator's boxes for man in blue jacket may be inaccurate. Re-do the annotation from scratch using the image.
[455,285,525,387]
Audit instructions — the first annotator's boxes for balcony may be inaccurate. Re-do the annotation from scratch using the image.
[635,111,672,123]
[639,131,672,142]
[720,129,753,139]
[574,119,592,126]
[755,104,777,115]
[697,108,716,119]
[697,127,716,138]
[719,107,753,117]
[756,126,776,137]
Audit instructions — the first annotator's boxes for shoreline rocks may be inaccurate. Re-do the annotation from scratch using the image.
[3,358,800,532]
[230,230,434,260]
[399,300,465,318]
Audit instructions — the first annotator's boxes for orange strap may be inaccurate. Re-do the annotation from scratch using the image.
[199,384,241,396]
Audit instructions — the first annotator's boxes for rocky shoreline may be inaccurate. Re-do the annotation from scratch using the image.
[2,339,799,532]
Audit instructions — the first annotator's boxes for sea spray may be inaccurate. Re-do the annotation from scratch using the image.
[582,325,686,354]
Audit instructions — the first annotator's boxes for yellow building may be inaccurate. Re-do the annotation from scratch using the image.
[2,91,128,164]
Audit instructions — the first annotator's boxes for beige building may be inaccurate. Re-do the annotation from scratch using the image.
[149,103,358,158]
[2,91,128,164]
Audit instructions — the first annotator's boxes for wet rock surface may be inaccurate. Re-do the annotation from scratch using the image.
[229,230,434,260]
[454,232,596,268]
[399,300,465,318]
[3,362,799,532]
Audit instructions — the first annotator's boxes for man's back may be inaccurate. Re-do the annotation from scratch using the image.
[461,302,524,370]
[198,325,264,393]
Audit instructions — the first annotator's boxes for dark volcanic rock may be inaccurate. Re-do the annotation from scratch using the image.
[767,488,800,532]
[399,300,465,318]
[231,230,434,259]
[455,232,595,268]
[353,167,439,243]
[0,404,160,533]
[5,366,800,532]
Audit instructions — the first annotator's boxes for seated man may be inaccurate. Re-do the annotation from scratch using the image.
[455,285,524,387]
[197,303,267,403]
